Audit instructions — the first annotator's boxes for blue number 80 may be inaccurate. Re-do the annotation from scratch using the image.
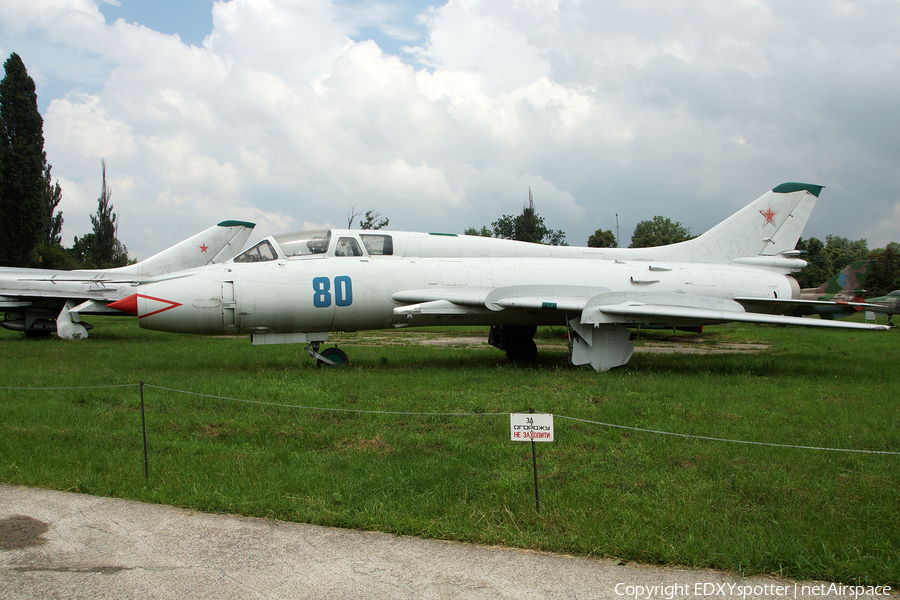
[312,276,352,308]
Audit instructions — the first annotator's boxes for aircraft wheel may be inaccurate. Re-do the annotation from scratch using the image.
[317,346,349,367]
[25,330,53,339]
[506,339,538,362]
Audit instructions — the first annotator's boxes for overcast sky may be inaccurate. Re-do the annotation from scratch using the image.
[1,0,898,260]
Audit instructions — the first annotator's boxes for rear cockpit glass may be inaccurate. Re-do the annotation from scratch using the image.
[272,230,332,257]
[335,237,363,257]
[233,240,278,263]
[360,234,393,256]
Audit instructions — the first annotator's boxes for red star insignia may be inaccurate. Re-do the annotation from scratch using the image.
[759,206,777,226]
[199,243,209,253]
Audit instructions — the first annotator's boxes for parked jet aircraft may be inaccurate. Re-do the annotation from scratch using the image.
[0,221,254,339]
[103,183,887,372]
[864,290,900,325]
[791,260,880,319]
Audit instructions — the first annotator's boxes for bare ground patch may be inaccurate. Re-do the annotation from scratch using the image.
[331,331,768,354]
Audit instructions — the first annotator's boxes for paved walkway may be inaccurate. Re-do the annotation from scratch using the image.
[0,484,887,599]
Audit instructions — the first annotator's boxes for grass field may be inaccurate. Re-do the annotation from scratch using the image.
[0,317,897,585]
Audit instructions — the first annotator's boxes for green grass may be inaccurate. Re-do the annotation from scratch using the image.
[0,317,898,585]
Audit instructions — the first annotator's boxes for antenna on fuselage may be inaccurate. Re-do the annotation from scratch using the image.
[616,212,620,248]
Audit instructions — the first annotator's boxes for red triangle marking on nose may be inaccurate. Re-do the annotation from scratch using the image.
[108,294,138,316]
[108,294,182,318]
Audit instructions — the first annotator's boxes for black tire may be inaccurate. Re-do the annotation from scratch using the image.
[317,346,349,367]
[506,339,538,362]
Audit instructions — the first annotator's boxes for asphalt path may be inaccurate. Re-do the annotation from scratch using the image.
[0,484,889,599]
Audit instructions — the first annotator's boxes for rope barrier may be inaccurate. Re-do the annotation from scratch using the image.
[555,415,900,456]
[142,384,508,417]
[2,381,898,455]
[0,383,139,391]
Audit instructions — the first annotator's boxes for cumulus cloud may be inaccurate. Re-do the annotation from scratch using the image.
[1,0,898,258]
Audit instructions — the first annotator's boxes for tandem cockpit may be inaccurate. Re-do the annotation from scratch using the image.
[231,230,395,263]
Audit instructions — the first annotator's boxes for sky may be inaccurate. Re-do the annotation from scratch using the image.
[1,0,898,260]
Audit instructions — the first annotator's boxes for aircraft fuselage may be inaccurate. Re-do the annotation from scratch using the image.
[129,250,798,337]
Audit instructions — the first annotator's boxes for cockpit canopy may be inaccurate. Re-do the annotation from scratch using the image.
[275,230,332,257]
[231,230,393,263]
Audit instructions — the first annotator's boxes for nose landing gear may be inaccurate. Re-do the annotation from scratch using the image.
[305,341,350,367]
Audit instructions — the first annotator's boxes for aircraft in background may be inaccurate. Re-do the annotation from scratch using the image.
[790,260,881,319]
[864,290,900,325]
[0,221,255,339]
[105,183,887,372]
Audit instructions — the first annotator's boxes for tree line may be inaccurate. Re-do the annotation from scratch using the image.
[0,53,129,270]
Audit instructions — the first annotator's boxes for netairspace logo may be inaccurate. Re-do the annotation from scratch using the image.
[613,583,893,600]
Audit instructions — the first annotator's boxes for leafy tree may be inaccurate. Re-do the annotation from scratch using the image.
[73,160,129,268]
[587,228,616,248]
[0,52,49,266]
[864,244,900,297]
[490,189,567,246]
[794,237,834,289]
[629,216,693,248]
[69,232,96,267]
[464,226,492,237]
[824,234,869,269]
[34,239,78,270]
[359,209,389,230]
[794,235,875,290]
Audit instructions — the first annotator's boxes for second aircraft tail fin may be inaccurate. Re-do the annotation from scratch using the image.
[803,260,874,300]
[108,220,255,277]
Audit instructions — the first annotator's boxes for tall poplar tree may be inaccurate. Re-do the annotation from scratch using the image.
[71,160,129,268]
[0,52,49,266]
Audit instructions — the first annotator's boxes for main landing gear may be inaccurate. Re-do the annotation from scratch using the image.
[305,341,350,367]
[488,325,538,362]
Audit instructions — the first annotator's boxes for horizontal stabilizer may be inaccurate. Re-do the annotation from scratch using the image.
[588,302,888,330]
[735,297,885,311]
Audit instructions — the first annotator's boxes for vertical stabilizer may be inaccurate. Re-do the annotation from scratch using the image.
[692,182,821,261]
[637,183,822,264]
[105,221,255,277]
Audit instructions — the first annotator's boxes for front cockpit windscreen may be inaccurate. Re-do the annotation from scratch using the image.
[233,239,278,263]
[272,230,332,257]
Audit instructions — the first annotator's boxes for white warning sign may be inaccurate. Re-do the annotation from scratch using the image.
[510,413,554,442]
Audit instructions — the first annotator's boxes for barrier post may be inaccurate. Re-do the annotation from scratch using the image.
[140,381,149,479]
[530,408,540,513]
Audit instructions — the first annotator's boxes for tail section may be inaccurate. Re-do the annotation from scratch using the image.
[633,183,822,265]
[802,260,873,301]
[692,182,821,261]
[107,220,255,277]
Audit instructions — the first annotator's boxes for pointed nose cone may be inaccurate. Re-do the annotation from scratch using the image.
[108,293,183,318]
[108,294,139,316]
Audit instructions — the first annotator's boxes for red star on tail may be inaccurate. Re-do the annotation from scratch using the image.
[759,206,777,225]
